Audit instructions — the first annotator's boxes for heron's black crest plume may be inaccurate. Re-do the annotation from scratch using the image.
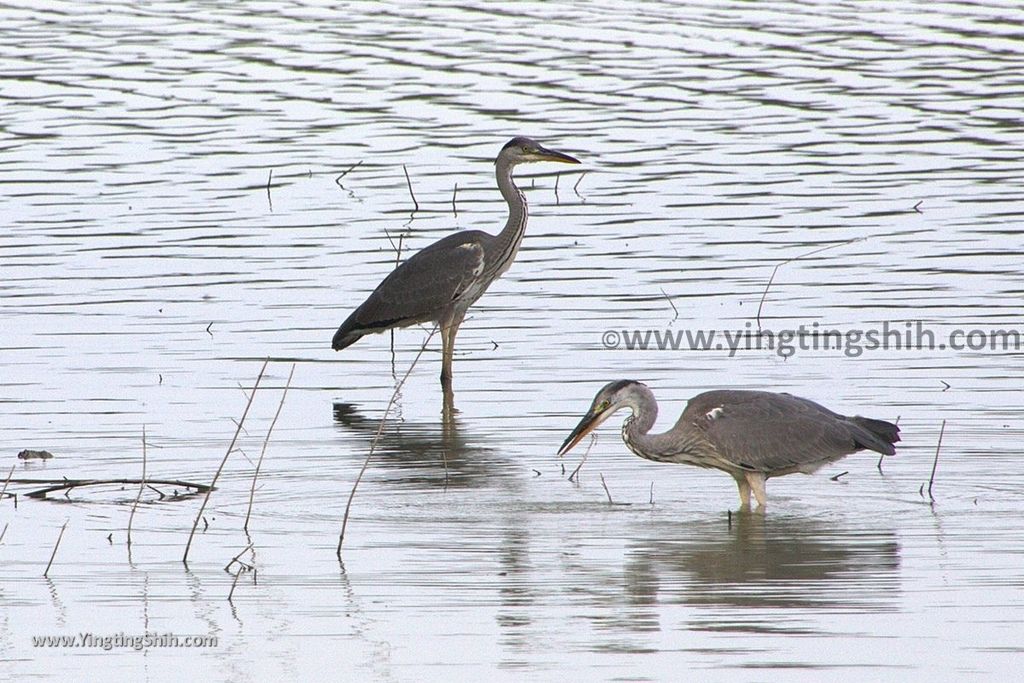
[501,136,534,151]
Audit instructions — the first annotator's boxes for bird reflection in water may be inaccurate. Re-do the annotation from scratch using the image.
[623,512,900,615]
[331,399,508,489]
[565,512,901,642]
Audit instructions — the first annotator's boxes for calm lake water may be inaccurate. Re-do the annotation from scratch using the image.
[2,1,1023,680]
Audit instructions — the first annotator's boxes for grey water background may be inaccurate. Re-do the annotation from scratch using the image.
[2,1,1023,680]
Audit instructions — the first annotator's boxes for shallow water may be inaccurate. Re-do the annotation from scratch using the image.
[2,1,1023,680]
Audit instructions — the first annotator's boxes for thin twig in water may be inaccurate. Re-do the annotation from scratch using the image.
[184,360,268,564]
[830,471,848,481]
[127,426,147,547]
[568,434,597,483]
[452,182,458,216]
[335,160,363,186]
[1,464,14,503]
[227,554,258,602]
[266,169,274,212]
[573,171,587,198]
[660,287,679,325]
[244,363,295,532]
[599,473,613,504]
[649,482,654,505]
[878,415,900,474]
[382,226,398,255]
[756,237,866,334]
[387,231,406,359]
[338,326,439,557]
[403,164,419,212]
[913,200,923,213]
[224,543,255,573]
[228,422,252,445]
[0,522,7,544]
[440,447,450,488]
[228,570,244,601]
[554,173,560,204]
[927,419,946,502]
[44,519,68,577]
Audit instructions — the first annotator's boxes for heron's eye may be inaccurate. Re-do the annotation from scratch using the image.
[597,400,610,412]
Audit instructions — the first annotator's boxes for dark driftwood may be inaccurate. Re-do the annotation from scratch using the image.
[18,478,211,500]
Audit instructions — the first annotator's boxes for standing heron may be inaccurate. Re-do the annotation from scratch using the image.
[558,381,900,508]
[331,137,580,386]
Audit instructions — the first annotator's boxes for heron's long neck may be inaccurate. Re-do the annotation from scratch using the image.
[488,158,528,276]
[622,392,689,463]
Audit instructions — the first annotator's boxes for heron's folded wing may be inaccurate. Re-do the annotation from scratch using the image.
[685,391,862,473]
[349,233,486,329]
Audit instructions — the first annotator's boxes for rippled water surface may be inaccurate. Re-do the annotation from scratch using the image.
[2,1,1023,680]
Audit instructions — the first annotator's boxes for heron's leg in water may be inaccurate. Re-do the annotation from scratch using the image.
[440,321,453,382]
[732,473,751,508]
[440,308,466,384]
[745,471,768,509]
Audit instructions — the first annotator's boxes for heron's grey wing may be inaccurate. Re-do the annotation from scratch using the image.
[333,232,485,346]
[680,390,869,474]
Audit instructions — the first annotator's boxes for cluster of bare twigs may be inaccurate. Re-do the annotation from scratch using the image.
[7,359,296,589]
[183,360,270,564]
[225,543,257,601]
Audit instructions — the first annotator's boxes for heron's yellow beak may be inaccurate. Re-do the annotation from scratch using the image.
[534,146,581,165]
[557,406,611,456]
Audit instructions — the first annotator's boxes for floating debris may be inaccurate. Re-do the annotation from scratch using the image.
[18,450,53,460]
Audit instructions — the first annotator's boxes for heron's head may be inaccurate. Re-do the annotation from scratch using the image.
[558,380,648,456]
[498,136,580,166]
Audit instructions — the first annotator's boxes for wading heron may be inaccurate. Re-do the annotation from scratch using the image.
[331,137,580,385]
[558,381,900,508]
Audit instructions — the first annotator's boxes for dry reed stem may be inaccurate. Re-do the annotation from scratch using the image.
[244,364,295,532]
[183,359,268,564]
[337,326,438,557]
[927,419,946,502]
[44,519,68,577]
[127,425,147,547]
[568,434,597,482]
[756,237,865,333]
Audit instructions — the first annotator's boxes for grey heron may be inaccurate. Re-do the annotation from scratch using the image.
[559,381,900,508]
[331,137,580,386]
